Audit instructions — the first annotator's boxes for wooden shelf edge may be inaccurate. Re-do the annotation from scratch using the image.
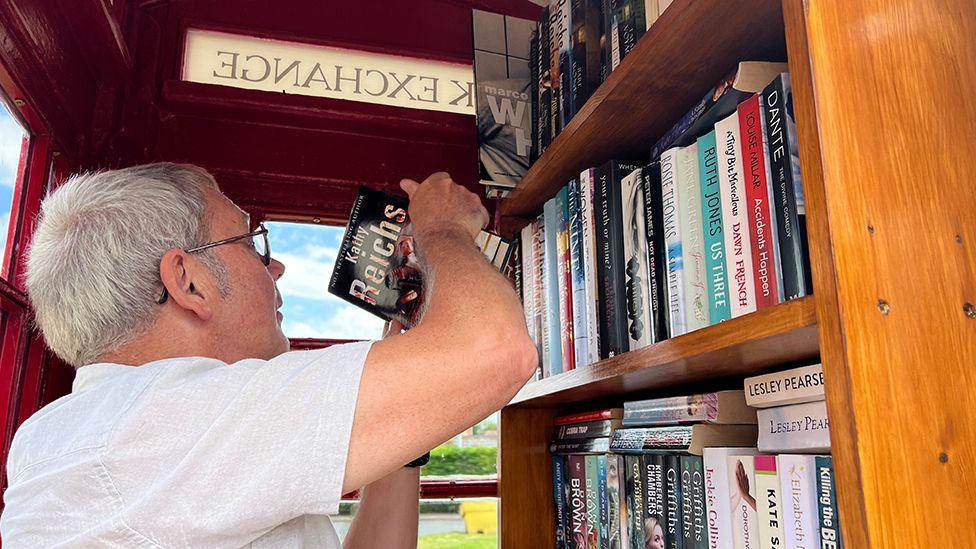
[508,295,819,408]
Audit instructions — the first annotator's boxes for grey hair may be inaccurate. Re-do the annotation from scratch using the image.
[26,163,229,367]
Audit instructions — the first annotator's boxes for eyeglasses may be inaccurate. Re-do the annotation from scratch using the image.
[157,224,271,304]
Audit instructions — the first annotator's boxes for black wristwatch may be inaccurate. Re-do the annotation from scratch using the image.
[406,451,430,468]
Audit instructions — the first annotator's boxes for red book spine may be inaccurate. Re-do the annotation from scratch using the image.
[559,196,577,371]
[738,94,780,309]
[555,409,618,425]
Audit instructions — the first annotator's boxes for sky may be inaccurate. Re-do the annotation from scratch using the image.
[0,103,22,256]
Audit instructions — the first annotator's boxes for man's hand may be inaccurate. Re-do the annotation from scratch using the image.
[399,173,489,241]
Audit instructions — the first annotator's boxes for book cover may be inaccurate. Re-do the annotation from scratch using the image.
[681,455,707,549]
[556,418,623,440]
[754,455,786,549]
[544,198,565,374]
[744,364,825,408]
[556,408,625,425]
[580,168,603,365]
[625,454,646,549]
[738,93,783,308]
[586,455,601,548]
[610,424,758,456]
[554,455,570,549]
[664,454,684,549]
[777,454,819,549]
[715,110,757,318]
[660,148,686,336]
[569,455,591,547]
[557,186,577,371]
[520,223,541,372]
[549,0,571,134]
[676,143,709,331]
[757,400,830,454]
[569,178,592,369]
[641,162,670,341]
[697,130,731,325]
[643,454,668,549]
[551,437,612,454]
[703,448,758,549]
[761,73,812,300]
[815,456,842,549]
[598,455,611,549]
[610,454,631,548]
[728,454,759,549]
[569,0,601,118]
[623,391,757,427]
[620,166,655,349]
[538,7,553,153]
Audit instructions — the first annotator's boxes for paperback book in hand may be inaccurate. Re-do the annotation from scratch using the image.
[329,186,514,326]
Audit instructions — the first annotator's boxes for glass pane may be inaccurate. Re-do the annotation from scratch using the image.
[423,411,498,481]
[0,99,27,270]
[336,497,499,547]
[265,221,385,340]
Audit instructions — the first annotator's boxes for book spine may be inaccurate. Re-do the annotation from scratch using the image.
[665,454,685,549]
[611,426,694,452]
[586,455,601,547]
[608,0,621,71]
[757,400,830,454]
[569,179,590,369]
[762,73,811,301]
[738,94,782,308]
[625,454,646,549]
[569,0,601,116]
[617,0,638,60]
[620,167,655,349]
[728,455,758,549]
[513,238,523,302]
[715,112,757,318]
[538,7,553,153]
[754,455,785,549]
[599,455,611,549]
[777,455,819,549]
[623,393,718,426]
[682,455,707,549]
[744,363,825,408]
[609,162,641,350]
[556,408,621,425]
[551,438,612,455]
[569,455,590,547]
[594,163,624,357]
[557,419,619,440]
[659,148,686,336]
[642,162,670,341]
[613,454,631,548]
[677,144,709,331]
[529,28,540,165]
[815,456,842,549]
[650,84,720,160]
[519,223,537,347]
[643,454,666,545]
[580,168,603,365]
[548,1,567,138]
[557,186,577,371]
[703,448,748,549]
[554,455,570,549]
[697,130,731,324]
[543,200,564,374]
[532,217,547,378]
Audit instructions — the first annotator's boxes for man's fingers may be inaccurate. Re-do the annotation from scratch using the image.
[400,179,420,197]
[425,171,451,184]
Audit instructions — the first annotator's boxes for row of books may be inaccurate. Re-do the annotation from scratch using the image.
[516,67,812,377]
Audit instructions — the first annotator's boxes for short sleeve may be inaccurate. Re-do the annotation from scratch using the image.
[105,341,373,547]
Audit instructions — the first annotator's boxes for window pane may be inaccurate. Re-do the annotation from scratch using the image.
[265,221,385,340]
[336,497,499,547]
[423,411,498,480]
[0,99,27,269]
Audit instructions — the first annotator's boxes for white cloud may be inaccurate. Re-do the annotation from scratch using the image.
[282,301,384,340]
[0,108,26,188]
[0,211,9,255]
[274,243,339,301]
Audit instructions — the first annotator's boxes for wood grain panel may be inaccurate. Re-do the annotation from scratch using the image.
[511,297,818,407]
[499,406,557,549]
[500,0,787,221]
[797,0,976,546]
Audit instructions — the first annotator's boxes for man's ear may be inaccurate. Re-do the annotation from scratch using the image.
[159,249,215,321]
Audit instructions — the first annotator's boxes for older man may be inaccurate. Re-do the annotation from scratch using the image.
[0,163,536,547]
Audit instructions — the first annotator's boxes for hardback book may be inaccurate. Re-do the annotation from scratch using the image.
[555,418,623,440]
[610,424,759,455]
[549,0,571,135]
[608,454,629,549]
[737,93,783,308]
[329,186,513,326]
[598,455,611,549]
[815,456,843,549]
[553,455,570,549]
[555,407,625,425]
[676,143,709,331]
[663,454,683,549]
[642,454,667,548]
[544,199,565,375]
[586,455,601,548]
[622,391,757,427]
[579,168,603,365]
[754,455,786,549]
[715,110,757,318]
[681,455,707,549]
[777,454,820,549]
[727,454,759,549]
[744,364,825,408]
[620,166,655,349]
[569,0,601,118]
[537,7,553,153]
[569,455,591,547]
[624,454,646,549]
[761,73,812,300]
[550,437,612,455]
[659,148,686,336]
[757,400,830,453]
[641,163,671,341]
[697,130,731,324]
[650,61,789,161]
[473,10,535,189]
[568,179,592,369]
[556,186,577,371]
[703,447,758,549]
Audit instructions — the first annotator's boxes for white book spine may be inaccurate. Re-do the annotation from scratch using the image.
[777,455,820,549]
[520,223,539,377]
[744,364,825,408]
[620,168,655,349]
[754,455,786,549]
[757,400,831,453]
[704,448,757,549]
[728,454,760,549]
[660,148,686,336]
[677,143,709,331]
[715,111,757,318]
[579,169,602,365]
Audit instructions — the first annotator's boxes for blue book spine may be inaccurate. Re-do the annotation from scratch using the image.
[553,455,569,549]
[697,131,730,324]
[598,455,610,549]
[544,198,564,374]
[568,178,590,368]
[816,456,843,549]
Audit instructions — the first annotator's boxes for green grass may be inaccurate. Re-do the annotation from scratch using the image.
[418,532,498,548]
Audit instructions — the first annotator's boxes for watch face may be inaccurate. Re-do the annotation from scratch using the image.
[406,452,431,468]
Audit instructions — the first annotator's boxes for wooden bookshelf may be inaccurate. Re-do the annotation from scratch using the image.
[498,0,976,547]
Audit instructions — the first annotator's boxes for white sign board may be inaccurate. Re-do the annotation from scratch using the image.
[182,29,475,116]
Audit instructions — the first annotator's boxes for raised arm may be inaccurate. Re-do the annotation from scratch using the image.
[341,172,537,492]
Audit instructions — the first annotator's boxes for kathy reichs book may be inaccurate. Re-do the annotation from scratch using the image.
[329,186,513,326]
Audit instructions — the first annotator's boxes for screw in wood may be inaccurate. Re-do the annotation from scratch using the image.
[877,299,891,315]
[313,217,321,224]
[957,234,963,244]
[13,99,24,107]
[965,303,976,319]
[867,224,874,234]
[939,452,949,464]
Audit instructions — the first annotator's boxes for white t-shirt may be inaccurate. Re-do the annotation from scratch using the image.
[0,340,372,548]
